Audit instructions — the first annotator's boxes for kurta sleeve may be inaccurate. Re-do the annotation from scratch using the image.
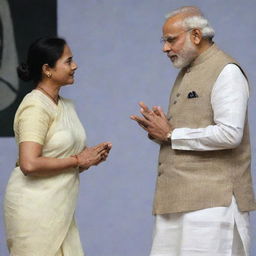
[16,103,53,145]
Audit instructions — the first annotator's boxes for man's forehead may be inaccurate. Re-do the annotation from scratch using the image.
[162,15,185,35]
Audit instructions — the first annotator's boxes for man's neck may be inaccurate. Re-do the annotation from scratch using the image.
[197,40,214,55]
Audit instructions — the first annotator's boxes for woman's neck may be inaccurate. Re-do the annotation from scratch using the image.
[36,81,60,105]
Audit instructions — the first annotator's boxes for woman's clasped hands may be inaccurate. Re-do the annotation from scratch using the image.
[76,142,112,172]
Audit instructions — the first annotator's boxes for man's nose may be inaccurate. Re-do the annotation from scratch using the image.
[162,42,171,53]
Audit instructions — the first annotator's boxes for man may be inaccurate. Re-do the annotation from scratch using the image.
[131,6,256,256]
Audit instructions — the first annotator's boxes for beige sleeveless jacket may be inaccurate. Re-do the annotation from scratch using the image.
[153,44,256,215]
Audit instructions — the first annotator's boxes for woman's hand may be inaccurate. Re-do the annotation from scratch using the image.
[77,142,112,172]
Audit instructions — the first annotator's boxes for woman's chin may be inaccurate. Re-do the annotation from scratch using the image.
[68,78,75,85]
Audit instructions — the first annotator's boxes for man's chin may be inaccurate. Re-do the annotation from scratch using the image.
[170,57,185,69]
[172,61,185,69]
[172,63,180,69]
[170,52,198,69]
[172,59,193,69]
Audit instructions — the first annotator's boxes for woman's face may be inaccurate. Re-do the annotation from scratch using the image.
[50,44,78,86]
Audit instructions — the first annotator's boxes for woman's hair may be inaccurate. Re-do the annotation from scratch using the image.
[17,37,66,83]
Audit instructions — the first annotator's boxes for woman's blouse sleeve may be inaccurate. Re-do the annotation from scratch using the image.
[16,102,53,145]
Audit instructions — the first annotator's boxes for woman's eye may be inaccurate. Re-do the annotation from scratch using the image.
[66,58,72,64]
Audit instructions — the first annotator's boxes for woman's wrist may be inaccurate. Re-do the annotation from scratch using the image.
[71,154,79,168]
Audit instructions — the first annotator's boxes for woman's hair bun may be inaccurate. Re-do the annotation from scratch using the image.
[17,62,32,81]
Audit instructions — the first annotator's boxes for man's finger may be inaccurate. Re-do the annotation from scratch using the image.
[140,107,156,121]
[152,106,161,116]
[139,101,150,113]
[156,106,167,118]
[137,121,149,131]
[131,115,150,127]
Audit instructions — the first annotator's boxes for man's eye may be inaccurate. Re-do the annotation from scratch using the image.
[167,37,175,43]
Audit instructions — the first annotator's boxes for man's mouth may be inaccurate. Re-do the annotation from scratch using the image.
[168,55,177,62]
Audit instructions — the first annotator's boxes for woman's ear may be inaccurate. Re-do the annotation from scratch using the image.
[42,64,52,78]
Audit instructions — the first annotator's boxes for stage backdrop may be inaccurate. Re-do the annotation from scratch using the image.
[0,0,57,136]
[0,0,255,255]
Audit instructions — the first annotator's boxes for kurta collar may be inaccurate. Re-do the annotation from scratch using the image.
[185,43,219,71]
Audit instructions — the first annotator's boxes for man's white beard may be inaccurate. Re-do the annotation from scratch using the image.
[172,35,198,69]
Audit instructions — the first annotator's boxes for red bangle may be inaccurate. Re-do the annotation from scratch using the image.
[71,155,79,168]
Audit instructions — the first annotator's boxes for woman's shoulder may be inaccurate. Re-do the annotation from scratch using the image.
[60,96,76,109]
[17,90,56,117]
[61,96,73,102]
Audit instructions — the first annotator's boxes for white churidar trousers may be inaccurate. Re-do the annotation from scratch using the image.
[150,196,250,256]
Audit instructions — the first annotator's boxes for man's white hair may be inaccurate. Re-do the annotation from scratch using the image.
[166,6,215,40]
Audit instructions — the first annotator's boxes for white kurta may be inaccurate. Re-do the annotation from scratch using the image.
[4,90,86,256]
[150,64,251,256]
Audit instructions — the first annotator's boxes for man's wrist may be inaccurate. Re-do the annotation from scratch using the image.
[166,130,173,143]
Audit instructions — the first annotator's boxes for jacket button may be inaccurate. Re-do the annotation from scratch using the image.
[176,93,181,97]
[173,100,177,104]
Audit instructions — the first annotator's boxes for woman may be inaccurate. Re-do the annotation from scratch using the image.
[4,37,112,255]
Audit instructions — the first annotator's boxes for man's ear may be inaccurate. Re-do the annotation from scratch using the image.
[191,28,202,45]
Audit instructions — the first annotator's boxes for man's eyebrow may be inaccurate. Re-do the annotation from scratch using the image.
[163,34,177,39]
[161,35,175,42]
[166,35,175,39]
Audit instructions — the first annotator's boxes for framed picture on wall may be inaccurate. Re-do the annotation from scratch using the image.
[0,0,57,136]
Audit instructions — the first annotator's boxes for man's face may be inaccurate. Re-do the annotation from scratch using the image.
[162,16,198,68]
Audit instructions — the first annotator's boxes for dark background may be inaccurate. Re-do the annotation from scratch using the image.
[0,0,57,136]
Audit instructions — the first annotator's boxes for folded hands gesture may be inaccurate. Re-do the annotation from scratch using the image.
[130,102,173,142]
[77,142,112,172]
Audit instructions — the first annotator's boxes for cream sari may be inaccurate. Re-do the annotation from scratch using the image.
[4,90,86,256]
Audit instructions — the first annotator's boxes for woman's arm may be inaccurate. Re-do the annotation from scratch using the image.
[19,141,112,177]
